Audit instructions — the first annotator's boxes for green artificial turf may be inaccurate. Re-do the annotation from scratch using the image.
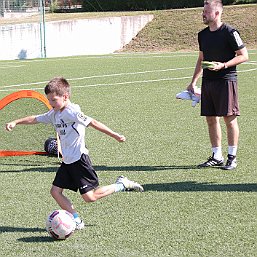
[0,51,256,256]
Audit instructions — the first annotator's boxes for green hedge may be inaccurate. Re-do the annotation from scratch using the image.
[82,0,257,11]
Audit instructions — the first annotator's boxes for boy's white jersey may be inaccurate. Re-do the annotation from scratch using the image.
[36,103,92,164]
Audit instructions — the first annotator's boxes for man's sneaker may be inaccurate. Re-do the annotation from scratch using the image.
[116,176,144,192]
[176,90,201,107]
[198,153,224,168]
[75,219,85,230]
[221,155,237,170]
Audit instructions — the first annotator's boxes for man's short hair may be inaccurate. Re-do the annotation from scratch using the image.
[204,0,223,11]
[204,0,223,7]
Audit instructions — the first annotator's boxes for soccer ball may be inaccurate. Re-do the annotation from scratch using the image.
[44,137,58,156]
[46,210,76,240]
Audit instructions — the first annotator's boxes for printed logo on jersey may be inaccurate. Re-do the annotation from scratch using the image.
[77,112,88,122]
[233,31,243,47]
[55,119,67,135]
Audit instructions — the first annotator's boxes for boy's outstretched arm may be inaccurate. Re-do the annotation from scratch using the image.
[6,116,38,131]
[88,119,126,142]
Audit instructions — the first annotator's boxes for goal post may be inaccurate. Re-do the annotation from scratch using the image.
[0,90,51,110]
[0,90,59,157]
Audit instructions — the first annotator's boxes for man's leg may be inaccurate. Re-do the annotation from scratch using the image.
[222,115,239,170]
[198,116,224,167]
[223,115,239,147]
[206,116,222,148]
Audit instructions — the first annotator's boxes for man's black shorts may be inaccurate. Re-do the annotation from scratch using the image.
[201,79,240,116]
[53,154,99,194]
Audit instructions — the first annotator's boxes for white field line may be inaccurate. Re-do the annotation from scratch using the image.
[0,65,25,69]
[0,67,195,90]
[0,49,255,66]
[0,76,193,92]
[0,60,256,93]
[238,68,257,73]
[244,61,257,65]
[69,76,193,88]
[0,52,199,65]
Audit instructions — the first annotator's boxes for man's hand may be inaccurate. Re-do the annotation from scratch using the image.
[208,62,225,71]
[187,82,198,94]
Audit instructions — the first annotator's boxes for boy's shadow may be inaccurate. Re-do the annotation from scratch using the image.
[95,165,198,172]
[0,226,54,242]
[0,226,45,233]
[17,236,54,243]
[1,224,95,242]
[143,181,257,192]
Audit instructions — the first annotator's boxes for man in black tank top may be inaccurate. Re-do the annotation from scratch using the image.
[187,0,248,170]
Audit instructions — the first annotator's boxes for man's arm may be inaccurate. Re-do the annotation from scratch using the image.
[225,47,249,68]
[210,47,249,71]
[88,119,126,142]
[187,51,203,92]
[6,116,38,131]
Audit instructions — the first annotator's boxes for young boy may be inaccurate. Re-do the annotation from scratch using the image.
[5,77,144,229]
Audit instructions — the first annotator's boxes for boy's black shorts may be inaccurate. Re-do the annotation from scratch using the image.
[53,154,99,195]
[201,79,240,116]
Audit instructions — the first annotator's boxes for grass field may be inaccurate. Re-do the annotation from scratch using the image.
[0,51,256,256]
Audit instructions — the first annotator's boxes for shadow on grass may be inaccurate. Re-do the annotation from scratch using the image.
[17,236,54,243]
[1,224,95,243]
[0,226,46,233]
[143,181,257,192]
[0,167,57,172]
[95,165,198,171]
[0,164,198,173]
[1,226,68,243]
[0,226,45,233]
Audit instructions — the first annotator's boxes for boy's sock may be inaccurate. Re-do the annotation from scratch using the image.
[72,214,85,230]
[74,217,82,223]
[212,146,223,160]
[114,183,125,192]
[70,212,85,230]
[228,146,237,157]
[72,212,79,219]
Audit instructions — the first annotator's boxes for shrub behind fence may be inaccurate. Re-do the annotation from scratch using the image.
[82,0,257,12]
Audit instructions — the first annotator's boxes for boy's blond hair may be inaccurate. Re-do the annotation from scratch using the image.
[45,77,71,97]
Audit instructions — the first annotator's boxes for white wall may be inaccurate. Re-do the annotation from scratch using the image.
[0,15,154,60]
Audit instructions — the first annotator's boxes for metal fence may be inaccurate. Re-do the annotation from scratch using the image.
[0,0,41,17]
[0,0,46,59]
[0,0,82,17]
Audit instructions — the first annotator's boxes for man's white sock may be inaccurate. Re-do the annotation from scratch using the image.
[228,146,237,156]
[212,146,223,160]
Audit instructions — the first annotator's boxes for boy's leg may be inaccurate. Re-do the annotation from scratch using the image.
[50,185,77,214]
[81,176,144,202]
[81,184,116,202]
[50,185,84,229]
